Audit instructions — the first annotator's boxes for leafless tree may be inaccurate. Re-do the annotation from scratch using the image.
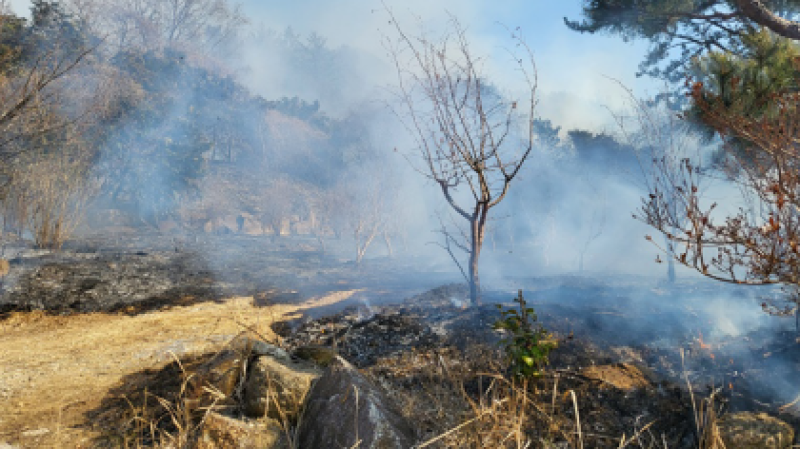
[0,10,99,248]
[347,170,398,265]
[640,80,800,328]
[386,12,538,305]
[68,0,245,55]
[612,83,708,284]
[577,189,606,273]
[0,34,93,162]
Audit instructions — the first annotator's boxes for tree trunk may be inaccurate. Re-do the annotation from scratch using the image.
[667,259,676,284]
[664,234,676,284]
[383,232,393,257]
[468,209,487,306]
[468,243,480,306]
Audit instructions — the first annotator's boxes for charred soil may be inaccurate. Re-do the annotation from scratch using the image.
[0,232,797,447]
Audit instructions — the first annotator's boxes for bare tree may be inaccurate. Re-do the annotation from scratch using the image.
[577,190,606,273]
[68,0,245,55]
[0,34,92,162]
[386,13,538,305]
[640,80,800,328]
[347,171,398,265]
[613,83,707,284]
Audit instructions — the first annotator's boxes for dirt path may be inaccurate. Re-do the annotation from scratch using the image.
[0,291,359,448]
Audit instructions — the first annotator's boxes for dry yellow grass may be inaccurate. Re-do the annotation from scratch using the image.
[0,290,359,447]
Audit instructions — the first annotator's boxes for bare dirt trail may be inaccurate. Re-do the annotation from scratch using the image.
[0,291,358,448]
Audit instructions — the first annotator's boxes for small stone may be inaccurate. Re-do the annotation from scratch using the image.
[293,346,337,367]
[196,411,287,449]
[227,336,291,360]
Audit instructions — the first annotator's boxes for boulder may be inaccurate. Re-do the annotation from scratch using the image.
[196,411,288,449]
[297,356,417,449]
[717,412,795,449]
[242,352,321,420]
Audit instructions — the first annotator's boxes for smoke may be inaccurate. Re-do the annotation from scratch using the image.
[4,0,796,413]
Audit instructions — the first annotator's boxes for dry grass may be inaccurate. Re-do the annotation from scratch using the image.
[0,291,357,447]
[371,344,736,449]
[0,292,786,448]
[682,349,727,449]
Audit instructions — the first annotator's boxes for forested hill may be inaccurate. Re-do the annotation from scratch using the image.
[0,0,392,247]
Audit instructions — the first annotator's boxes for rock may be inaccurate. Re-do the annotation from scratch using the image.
[186,349,245,415]
[196,411,288,449]
[293,346,337,367]
[238,213,265,236]
[291,219,314,235]
[203,216,239,235]
[242,353,321,420]
[717,412,794,449]
[297,356,417,449]
[580,363,651,391]
[228,336,291,361]
[0,259,8,277]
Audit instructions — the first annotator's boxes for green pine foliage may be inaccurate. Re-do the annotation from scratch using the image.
[566,1,800,82]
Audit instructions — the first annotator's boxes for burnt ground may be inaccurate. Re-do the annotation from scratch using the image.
[0,231,798,446]
[279,282,800,447]
[0,231,457,317]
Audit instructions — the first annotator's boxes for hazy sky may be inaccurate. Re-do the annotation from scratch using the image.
[236,0,658,132]
[6,0,658,132]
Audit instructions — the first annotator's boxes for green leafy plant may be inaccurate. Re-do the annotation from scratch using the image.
[493,290,556,378]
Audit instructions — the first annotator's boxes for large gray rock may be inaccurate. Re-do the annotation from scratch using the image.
[717,412,795,449]
[297,356,417,449]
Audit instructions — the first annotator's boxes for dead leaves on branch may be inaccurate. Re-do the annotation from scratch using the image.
[641,79,800,300]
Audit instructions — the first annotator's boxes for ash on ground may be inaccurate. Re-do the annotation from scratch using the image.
[278,282,799,447]
[0,231,454,316]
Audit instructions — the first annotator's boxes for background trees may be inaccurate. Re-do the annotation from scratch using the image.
[640,81,800,326]
[583,1,800,323]
[0,1,97,248]
[68,0,246,55]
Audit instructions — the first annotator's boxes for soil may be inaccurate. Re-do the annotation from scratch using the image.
[0,232,798,447]
[0,232,450,448]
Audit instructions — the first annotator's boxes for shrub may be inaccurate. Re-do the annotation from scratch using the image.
[493,290,556,378]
